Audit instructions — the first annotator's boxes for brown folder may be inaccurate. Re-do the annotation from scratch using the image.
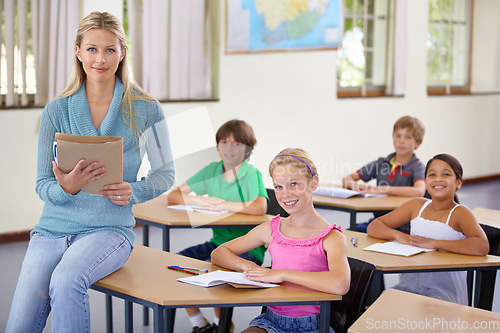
[54,133,123,195]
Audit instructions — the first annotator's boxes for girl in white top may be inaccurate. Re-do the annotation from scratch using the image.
[367,154,489,304]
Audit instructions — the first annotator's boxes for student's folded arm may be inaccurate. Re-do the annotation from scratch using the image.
[342,172,361,190]
[363,179,426,197]
[416,237,489,256]
[166,183,194,205]
[211,222,271,271]
[379,179,426,197]
[429,206,489,255]
[220,195,268,215]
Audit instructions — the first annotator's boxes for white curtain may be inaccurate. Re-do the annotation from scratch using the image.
[33,0,79,105]
[128,0,212,101]
[0,0,78,107]
[391,0,407,96]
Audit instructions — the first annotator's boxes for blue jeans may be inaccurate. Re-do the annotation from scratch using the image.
[249,308,335,333]
[6,230,132,333]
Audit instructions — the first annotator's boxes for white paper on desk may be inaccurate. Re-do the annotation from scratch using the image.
[364,241,436,257]
[178,270,279,288]
[167,204,229,215]
[314,187,386,198]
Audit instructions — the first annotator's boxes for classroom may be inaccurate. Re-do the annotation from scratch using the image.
[1,0,499,332]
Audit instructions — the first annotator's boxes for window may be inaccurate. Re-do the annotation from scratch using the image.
[427,0,472,95]
[337,0,394,97]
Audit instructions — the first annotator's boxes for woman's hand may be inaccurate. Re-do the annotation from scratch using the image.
[52,159,106,195]
[244,267,283,284]
[101,182,132,206]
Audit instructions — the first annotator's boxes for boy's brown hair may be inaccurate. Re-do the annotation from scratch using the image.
[216,119,257,159]
[393,115,425,144]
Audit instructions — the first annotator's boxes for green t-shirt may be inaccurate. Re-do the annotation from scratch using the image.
[187,160,268,262]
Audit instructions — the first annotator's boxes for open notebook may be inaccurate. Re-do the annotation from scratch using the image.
[177,270,279,288]
[364,241,436,257]
[313,187,386,198]
[167,204,229,215]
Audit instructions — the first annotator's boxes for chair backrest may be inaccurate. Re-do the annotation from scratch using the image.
[472,207,500,256]
[480,224,500,256]
[266,188,289,217]
[330,257,376,333]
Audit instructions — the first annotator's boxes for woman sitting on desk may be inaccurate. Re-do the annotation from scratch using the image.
[6,12,175,333]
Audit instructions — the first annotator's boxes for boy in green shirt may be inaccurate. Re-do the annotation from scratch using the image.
[167,119,268,332]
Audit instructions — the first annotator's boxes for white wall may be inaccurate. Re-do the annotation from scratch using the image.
[1,0,499,234]
[81,0,123,21]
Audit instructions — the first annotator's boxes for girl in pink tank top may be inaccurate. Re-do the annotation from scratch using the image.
[212,148,350,333]
[367,154,489,304]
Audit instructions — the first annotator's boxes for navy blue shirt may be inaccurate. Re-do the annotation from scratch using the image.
[357,152,425,187]
[357,153,425,218]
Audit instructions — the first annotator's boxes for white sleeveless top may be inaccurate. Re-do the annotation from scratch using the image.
[410,200,466,241]
[393,199,468,305]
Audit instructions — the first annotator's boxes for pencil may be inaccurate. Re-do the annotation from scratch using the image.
[167,266,199,275]
[173,266,209,273]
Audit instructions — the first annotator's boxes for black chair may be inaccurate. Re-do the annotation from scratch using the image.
[470,223,500,310]
[330,257,376,333]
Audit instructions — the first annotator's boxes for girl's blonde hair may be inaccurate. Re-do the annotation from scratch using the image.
[269,148,318,180]
[59,11,156,134]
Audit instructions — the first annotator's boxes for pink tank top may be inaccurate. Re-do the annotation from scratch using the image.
[268,215,342,317]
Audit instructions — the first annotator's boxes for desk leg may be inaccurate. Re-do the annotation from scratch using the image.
[153,305,165,333]
[370,271,383,304]
[474,269,497,310]
[125,300,133,333]
[165,308,176,333]
[142,224,150,247]
[467,271,474,306]
[218,307,234,333]
[164,308,175,333]
[142,223,150,326]
[319,301,331,333]
[143,306,149,327]
[105,294,113,333]
[349,212,357,231]
[162,226,170,252]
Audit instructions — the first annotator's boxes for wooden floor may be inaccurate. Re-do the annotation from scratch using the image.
[1,180,499,332]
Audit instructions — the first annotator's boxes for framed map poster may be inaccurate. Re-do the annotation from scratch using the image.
[226,0,343,53]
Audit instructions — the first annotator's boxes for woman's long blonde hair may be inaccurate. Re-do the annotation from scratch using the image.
[59,11,156,134]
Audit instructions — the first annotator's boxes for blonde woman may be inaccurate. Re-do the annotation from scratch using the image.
[6,12,174,333]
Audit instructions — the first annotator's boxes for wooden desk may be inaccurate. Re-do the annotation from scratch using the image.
[313,194,413,230]
[344,230,500,310]
[133,195,273,251]
[92,245,341,333]
[348,288,500,333]
[473,207,500,229]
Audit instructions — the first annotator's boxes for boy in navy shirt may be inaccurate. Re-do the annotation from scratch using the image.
[342,115,426,232]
